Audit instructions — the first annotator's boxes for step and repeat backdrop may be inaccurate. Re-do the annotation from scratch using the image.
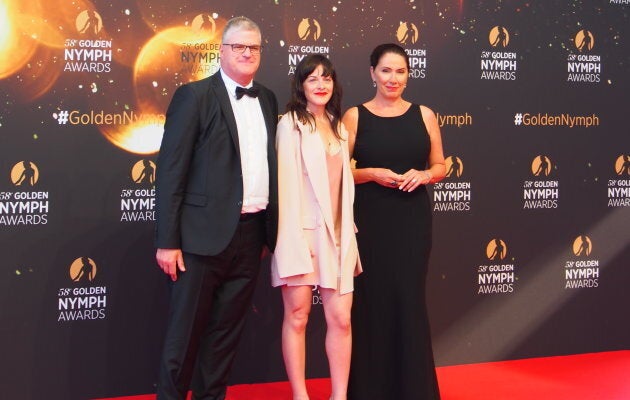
[1,0,629,398]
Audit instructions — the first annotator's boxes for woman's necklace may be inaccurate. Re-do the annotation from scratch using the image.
[314,117,341,155]
[325,137,340,154]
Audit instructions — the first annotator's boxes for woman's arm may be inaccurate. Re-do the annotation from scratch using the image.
[420,105,446,183]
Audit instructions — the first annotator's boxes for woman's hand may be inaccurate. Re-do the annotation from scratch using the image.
[398,168,432,192]
[371,168,404,188]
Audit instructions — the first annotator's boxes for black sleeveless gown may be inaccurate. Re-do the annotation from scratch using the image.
[348,104,440,400]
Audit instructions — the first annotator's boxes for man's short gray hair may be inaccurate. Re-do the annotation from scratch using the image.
[222,16,261,43]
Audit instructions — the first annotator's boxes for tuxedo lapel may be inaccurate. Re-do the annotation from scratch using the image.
[210,74,240,157]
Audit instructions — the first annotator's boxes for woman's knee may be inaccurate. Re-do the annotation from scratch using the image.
[327,309,351,332]
[284,304,311,332]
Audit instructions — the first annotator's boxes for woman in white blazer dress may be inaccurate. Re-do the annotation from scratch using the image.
[271,54,362,400]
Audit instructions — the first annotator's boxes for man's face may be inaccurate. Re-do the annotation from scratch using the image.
[220,28,262,85]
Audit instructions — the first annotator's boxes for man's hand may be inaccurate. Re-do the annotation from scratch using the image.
[156,248,186,281]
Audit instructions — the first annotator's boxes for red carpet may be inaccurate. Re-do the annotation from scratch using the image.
[97,350,630,400]
[436,351,629,400]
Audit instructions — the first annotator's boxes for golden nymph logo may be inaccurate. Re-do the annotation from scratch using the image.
[478,238,515,294]
[445,156,463,178]
[396,22,418,45]
[481,26,516,80]
[395,21,426,79]
[76,10,103,37]
[565,234,598,288]
[2,161,49,226]
[132,160,156,185]
[567,29,599,83]
[287,18,329,75]
[58,257,107,322]
[523,156,559,209]
[433,156,471,213]
[11,161,40,187]
[531,155,552,177]
[191,14,216,36]
[608,156,630,207]
[486,238,507,261]
[574,29,594,52]
[121,160,156,222]
[70,256,97,283]
[65,9,111,74]
[298,18,321,41]
[489,26,510,48]
[615,155,630,176]
[572,235,592,257]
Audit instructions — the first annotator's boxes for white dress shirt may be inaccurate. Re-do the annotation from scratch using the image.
[220,69,269,213]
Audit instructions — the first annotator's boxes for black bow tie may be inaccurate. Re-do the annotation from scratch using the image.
[235,86,259,99]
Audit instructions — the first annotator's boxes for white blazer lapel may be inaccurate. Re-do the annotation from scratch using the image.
[296,118,337,243]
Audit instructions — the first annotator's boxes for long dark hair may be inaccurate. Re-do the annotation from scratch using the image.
[370,43,410,70]
[286,54,343,139]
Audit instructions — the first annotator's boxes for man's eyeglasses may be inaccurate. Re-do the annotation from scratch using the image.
[223,44,263,54]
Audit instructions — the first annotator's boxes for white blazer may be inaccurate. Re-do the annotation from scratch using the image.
[271,113,362,294]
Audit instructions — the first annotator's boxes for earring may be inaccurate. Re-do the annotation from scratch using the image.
[372,81,376,87]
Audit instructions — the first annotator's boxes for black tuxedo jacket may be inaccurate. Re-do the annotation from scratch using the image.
[155,72,278,255]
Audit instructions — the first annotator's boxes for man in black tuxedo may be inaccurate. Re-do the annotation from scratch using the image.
[154,16,278,400]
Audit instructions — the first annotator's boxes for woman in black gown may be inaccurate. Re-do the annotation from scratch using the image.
[342,43,446,400]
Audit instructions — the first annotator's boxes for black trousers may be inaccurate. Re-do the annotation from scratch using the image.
[157,214,266,400]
